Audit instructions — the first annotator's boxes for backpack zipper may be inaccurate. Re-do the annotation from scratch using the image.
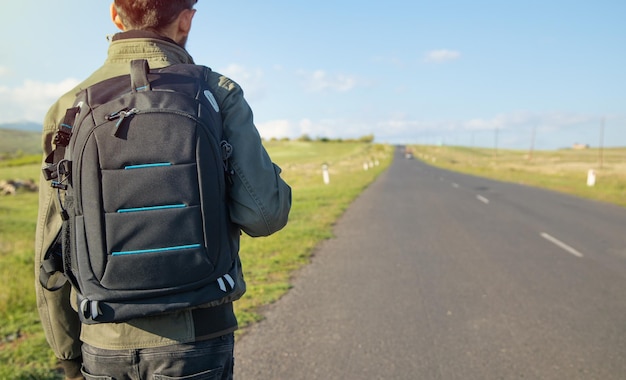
[107,108,139,137]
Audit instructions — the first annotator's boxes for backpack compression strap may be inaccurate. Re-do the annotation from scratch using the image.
[130,59,151,92]
[42,106,80,189]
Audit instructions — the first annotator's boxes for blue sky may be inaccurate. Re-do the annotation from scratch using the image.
[1,0,624,149]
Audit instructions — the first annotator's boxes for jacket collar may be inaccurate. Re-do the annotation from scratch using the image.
[106,30,195,67]
[111,30,178,45]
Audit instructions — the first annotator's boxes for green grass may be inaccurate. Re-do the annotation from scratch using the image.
[409,145,626,207]
[0,163,57,378]
[0,154,41,169]
[0,129,42,157]
[0,141,393,378]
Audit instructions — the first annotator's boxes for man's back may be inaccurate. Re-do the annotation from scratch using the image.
[35,2,291,378]
[42,60,247,324]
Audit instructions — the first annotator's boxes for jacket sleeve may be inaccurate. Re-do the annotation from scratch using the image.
[213,75,291,237]
[34,100,82,361]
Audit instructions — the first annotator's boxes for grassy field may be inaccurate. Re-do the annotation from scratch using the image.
[0,141,393,378]
[409,145,626,208]
[3,142,622,377]
[0,129,42,157]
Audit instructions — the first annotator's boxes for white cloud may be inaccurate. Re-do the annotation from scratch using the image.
[299,69,361,93]
[381,111,599,135]
[0,78,80,123]
[298,119,315,135]
[373,110,622,147]
[297,118,369,138]
[256,119,297,139]
[462,111,596,132]
[254,110,622,148]
[464,111,534,130]
[218,64,266,101]
[0,66,10,77]
[424,49,461,63]
[256,118,320,140]
[256,117,372,140]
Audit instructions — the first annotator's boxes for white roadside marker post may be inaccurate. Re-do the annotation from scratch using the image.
[322,164,330,185]
[587,169,596,187]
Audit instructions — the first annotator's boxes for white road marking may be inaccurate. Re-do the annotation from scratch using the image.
[452,183,459,188]
[540,233,584,258]
[477,195,490,204]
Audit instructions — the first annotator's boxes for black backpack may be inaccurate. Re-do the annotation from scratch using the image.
[40,59,245,324]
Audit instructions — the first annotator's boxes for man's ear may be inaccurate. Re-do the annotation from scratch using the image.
[110,2,126,31]
[177,9,196,37]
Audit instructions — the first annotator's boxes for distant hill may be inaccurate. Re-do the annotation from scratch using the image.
[0,127,42,156]
[1,121,42,132]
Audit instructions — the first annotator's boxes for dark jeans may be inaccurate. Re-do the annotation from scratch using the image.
[81,333,234,380]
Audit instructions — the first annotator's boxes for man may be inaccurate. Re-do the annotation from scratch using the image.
[35,1,291,379]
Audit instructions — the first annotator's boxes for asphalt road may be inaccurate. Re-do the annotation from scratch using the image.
[234,147,626,380]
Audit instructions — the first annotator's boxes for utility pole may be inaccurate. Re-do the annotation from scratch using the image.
[599,117,605,169]
[528,124,536,161]
[493,127,499,161]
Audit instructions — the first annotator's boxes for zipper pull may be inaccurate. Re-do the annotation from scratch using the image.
[107,108,139,137]
[106,108,128,121]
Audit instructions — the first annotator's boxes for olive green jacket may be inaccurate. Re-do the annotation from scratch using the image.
[35,32,291,359]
